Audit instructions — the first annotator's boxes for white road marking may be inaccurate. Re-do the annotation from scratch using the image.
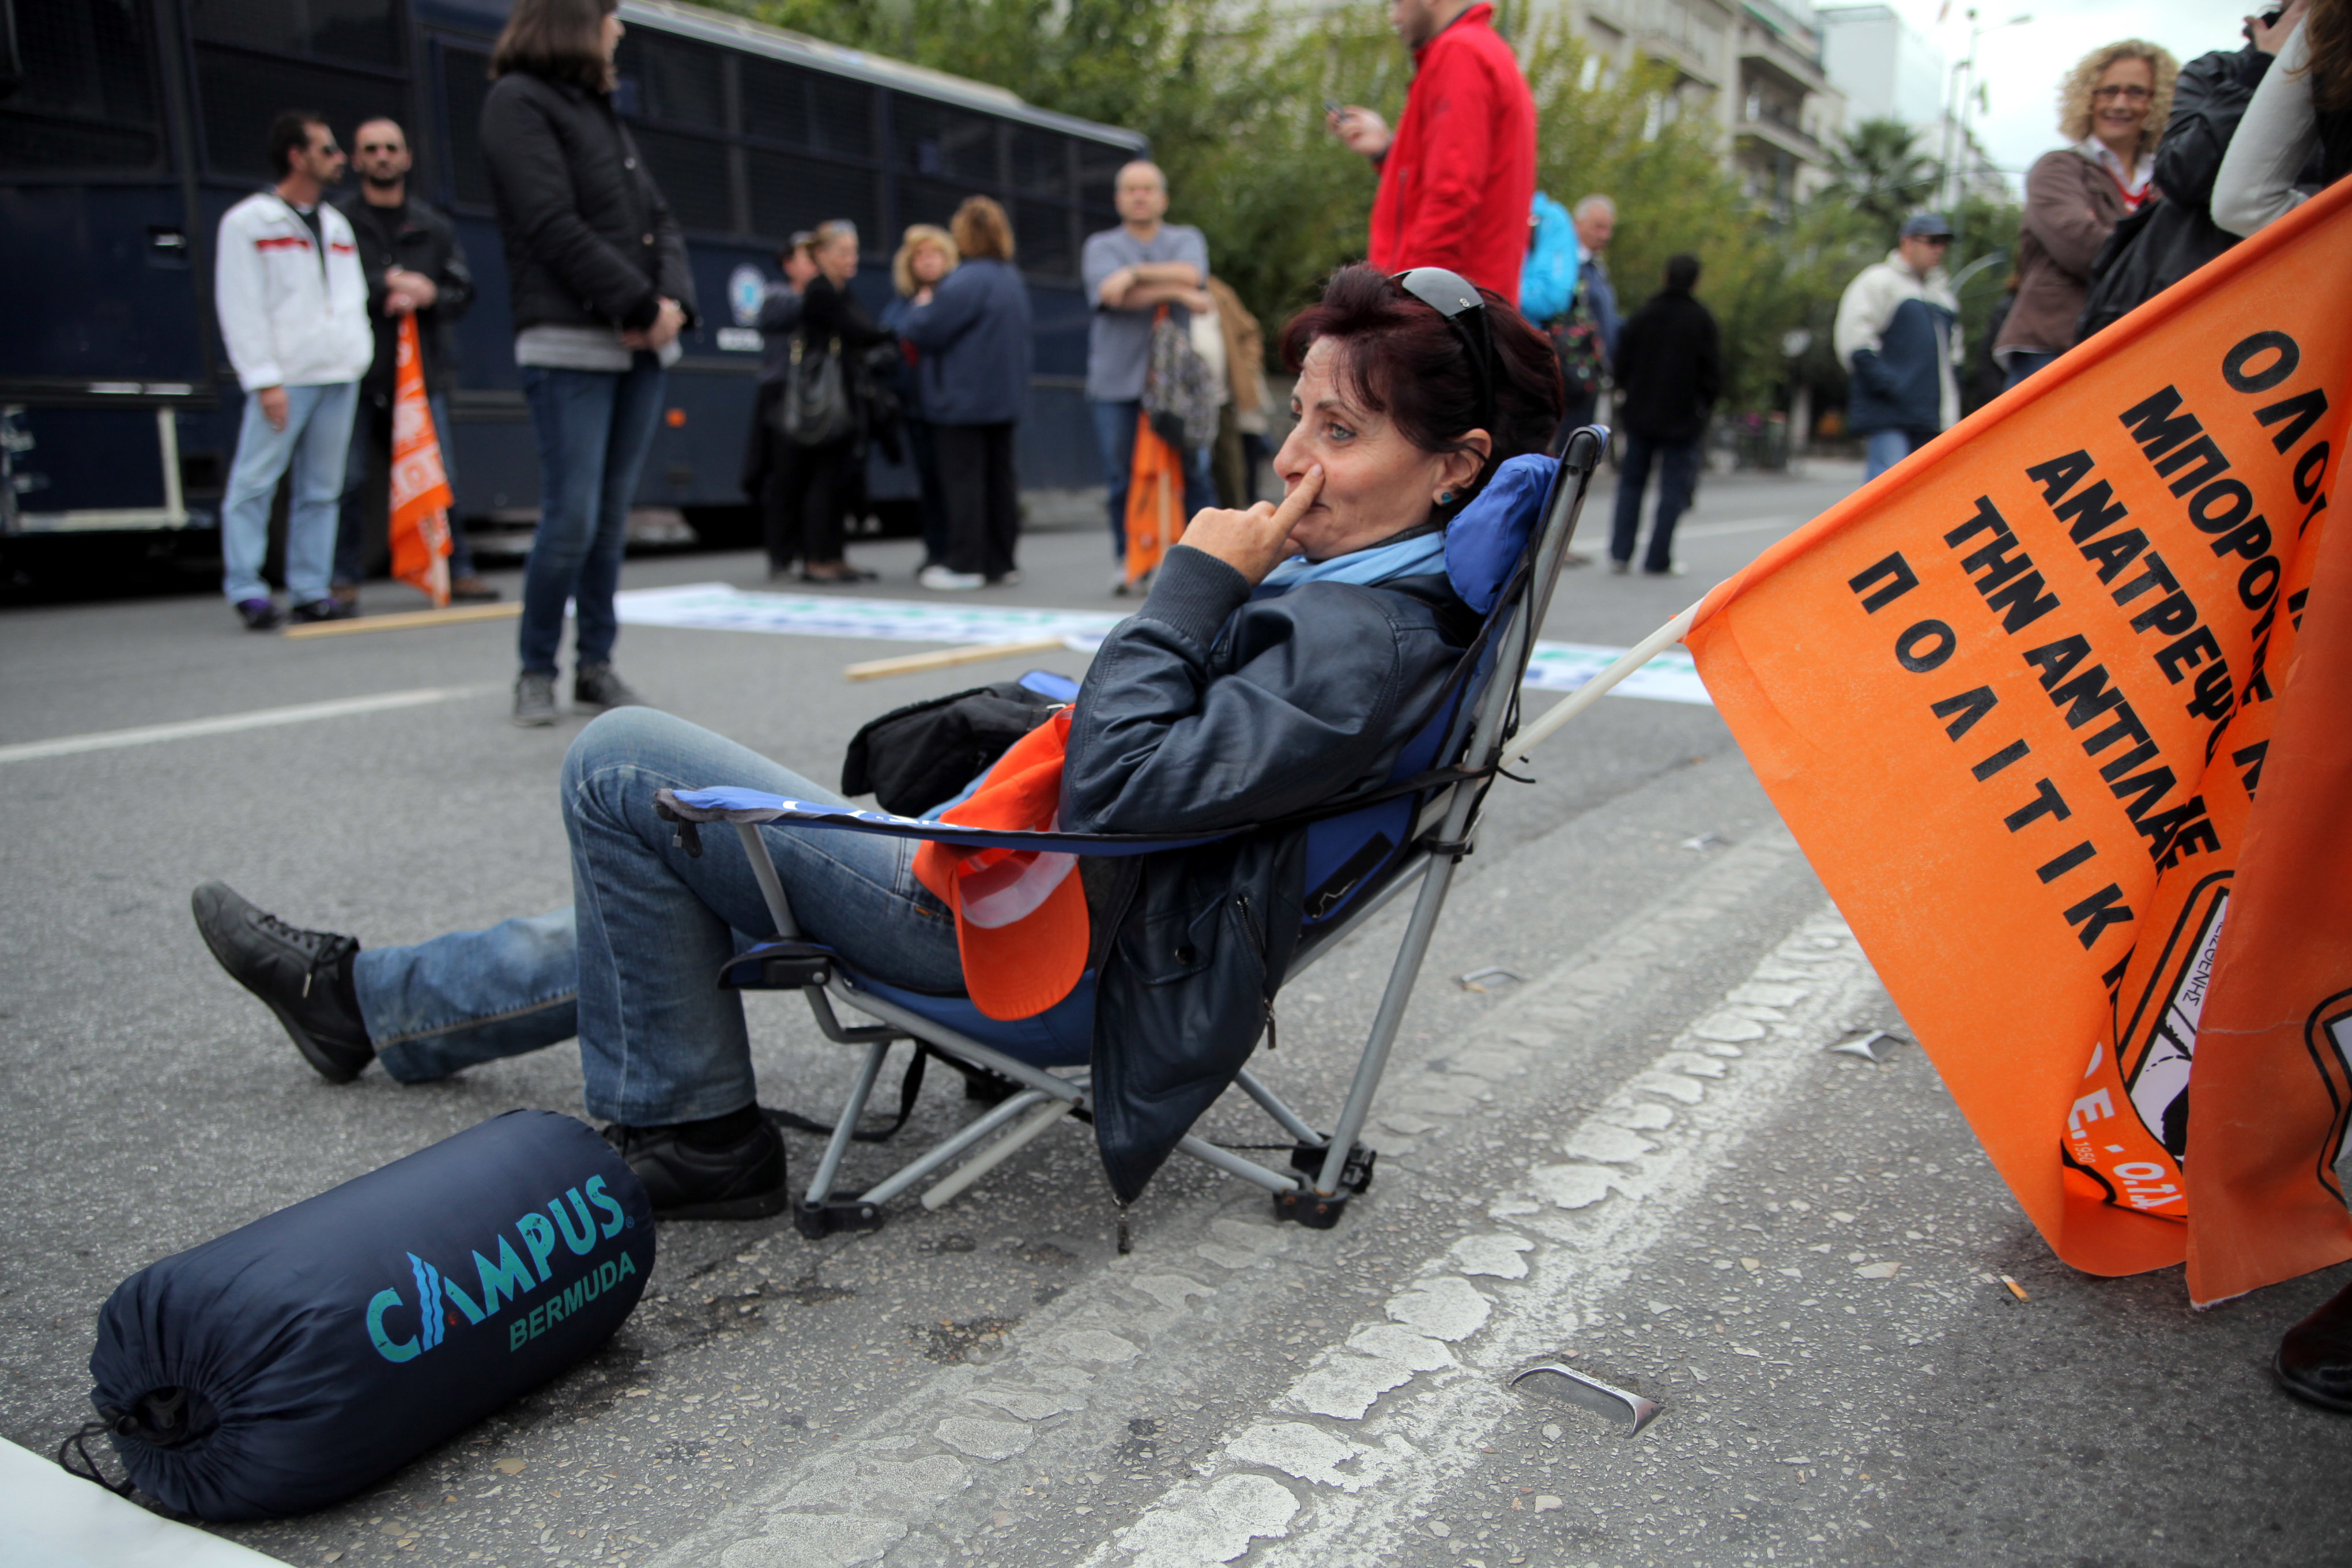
[1083,909,1879,1566]
[1673,514,1803,541]
[643,833,1819,1568]
[0,686,491,765]
[612,583,1717,706]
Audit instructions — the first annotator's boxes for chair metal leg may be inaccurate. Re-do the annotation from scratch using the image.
[733,821,801,938]
[858,1087,1053,1205]
[1315,851,1461,1196]
[1232,1067,1319,1145]
[1176,1133,1302,1196]
[806,1039,889,1208]
[921,1100,1071,1210]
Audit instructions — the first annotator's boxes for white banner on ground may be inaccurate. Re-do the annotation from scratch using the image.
[612,585,1713,707]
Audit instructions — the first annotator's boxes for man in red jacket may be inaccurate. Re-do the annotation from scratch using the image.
[1329,0,1537,305]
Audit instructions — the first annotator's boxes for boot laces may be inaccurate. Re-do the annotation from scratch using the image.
[254,909,348,966]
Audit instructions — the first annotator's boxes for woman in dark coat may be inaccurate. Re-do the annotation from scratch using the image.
[897,198,1035,589]
[779,220,896,583]
[189,264,1565,1218]
[480,0,696,725]
[879,224,960,575]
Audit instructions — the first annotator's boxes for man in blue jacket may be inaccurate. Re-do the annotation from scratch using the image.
[1834,213,1962,481]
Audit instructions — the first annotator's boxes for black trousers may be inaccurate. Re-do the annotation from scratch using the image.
[933,421,1020,579]
[774,435,858,567]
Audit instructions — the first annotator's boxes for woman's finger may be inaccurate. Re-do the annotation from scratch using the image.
[1269,465,1325,530]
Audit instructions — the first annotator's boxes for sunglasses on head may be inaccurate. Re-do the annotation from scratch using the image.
[1393,266,1497,439]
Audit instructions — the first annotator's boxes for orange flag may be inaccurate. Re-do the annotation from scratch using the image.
[1123,409,1186,589]
[1681,176,2351,1304]
[389,312,454,607]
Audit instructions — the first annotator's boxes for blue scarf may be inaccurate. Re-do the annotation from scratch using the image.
[1252,527,1448,599]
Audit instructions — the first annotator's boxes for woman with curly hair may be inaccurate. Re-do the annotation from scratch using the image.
[1995,39,2178,387]
[2215,0,2352,235]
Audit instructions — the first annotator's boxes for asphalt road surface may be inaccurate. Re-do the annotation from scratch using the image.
[4,461,2350,1568]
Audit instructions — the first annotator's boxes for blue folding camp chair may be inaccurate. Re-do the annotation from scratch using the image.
[653,431,1604,1239]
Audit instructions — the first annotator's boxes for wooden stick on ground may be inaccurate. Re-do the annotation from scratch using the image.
[282,602,521,640]
[845,636,1070,681]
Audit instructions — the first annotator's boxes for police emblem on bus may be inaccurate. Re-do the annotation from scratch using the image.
[729,265,766,327]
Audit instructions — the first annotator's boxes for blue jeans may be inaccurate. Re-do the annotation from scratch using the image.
[335,390,476,586]
[2004,351,2060,391]
[1088,398,1212,559]
[1609,432,1702,572]
[220,380,359,605]
[354,707,963,1125]
[518,357,666,675]
[1861,427,1932,482]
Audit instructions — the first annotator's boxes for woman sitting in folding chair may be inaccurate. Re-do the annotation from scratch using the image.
[190,264,1566,1220]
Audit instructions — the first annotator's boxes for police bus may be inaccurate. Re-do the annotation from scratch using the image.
[0,0,1143,566]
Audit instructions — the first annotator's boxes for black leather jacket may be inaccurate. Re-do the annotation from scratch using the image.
[1064,544,1477,1201]
[331,192,473,402]
[478,71,696,335]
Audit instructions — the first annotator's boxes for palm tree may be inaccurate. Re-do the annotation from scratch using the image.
[1826,118,1940,246]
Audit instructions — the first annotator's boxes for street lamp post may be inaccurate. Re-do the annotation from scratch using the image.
[1942,9,2031,209]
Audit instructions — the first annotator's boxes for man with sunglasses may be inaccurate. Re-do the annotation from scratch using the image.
[1833,213,1962,483]
[332,118,495,606]
[212,111,374,631]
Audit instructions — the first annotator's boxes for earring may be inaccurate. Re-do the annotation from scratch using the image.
[1437,490,1455,506]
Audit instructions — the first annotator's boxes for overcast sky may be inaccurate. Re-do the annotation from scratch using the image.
[1866,0,2255,185]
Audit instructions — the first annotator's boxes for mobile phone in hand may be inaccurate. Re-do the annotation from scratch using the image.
[1324,99,1346,119]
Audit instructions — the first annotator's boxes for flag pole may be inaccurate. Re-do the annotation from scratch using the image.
[1511,599,1702,764]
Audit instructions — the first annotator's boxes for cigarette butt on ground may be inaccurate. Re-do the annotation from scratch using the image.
[2000,1275,2030,1302]
[845,636,1069,680]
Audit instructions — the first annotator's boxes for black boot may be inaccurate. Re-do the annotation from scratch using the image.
[191,881,374,1083]
[602,1107,788,1220]
[2276,1276,2352,1412]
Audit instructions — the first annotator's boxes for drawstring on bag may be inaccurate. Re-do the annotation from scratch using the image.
[58,1418,137,1499]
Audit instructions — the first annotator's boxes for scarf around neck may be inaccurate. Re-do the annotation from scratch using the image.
[1252,523,1448,599]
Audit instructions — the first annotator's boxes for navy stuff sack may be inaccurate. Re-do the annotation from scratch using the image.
[87,1110,655,1520]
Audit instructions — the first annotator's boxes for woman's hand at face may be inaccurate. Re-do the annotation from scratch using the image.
[1177,465,1325,587]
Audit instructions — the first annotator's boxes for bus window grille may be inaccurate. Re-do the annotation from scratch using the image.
[190,0,402,69]
[631,125,737,235]
[622,33,724,131]
[0,0,163,174]
[193,48,406,182]
[1014,198,1075,280]
[747,150,876,243]
[439,44,495,211]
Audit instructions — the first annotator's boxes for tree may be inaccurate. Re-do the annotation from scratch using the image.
[1825,117,1942,246]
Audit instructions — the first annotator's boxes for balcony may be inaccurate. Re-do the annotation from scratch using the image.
[1738,11,1831,98]
[1736,96,1827,163]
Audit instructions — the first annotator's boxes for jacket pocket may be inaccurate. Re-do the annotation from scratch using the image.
[1124,899,1223,986]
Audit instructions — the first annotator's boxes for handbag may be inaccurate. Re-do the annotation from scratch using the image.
[842,677,1070,817]
[2076,195,2239,342]
[779,331,853,446]
[1142,304,1220,451]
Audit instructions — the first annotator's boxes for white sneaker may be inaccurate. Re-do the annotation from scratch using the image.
[919,565,986,591]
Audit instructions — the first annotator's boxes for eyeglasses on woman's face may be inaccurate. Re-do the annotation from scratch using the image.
[2092,84,2153,103]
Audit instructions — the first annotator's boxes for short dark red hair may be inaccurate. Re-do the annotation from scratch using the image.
[1280,264,1562,493]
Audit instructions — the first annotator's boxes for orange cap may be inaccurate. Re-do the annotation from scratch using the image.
[911,711,1090,1020]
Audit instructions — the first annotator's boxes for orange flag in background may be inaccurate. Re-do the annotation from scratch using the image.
[389,312,454,607]
[1682,176,2352,1305]
[1123,410,1186,589]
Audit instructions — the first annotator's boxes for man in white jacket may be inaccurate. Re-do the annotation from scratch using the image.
[214,111,374,630]
[1833,214,1962,483]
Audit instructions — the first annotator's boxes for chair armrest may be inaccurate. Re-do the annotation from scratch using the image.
[653,787,1230,858]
